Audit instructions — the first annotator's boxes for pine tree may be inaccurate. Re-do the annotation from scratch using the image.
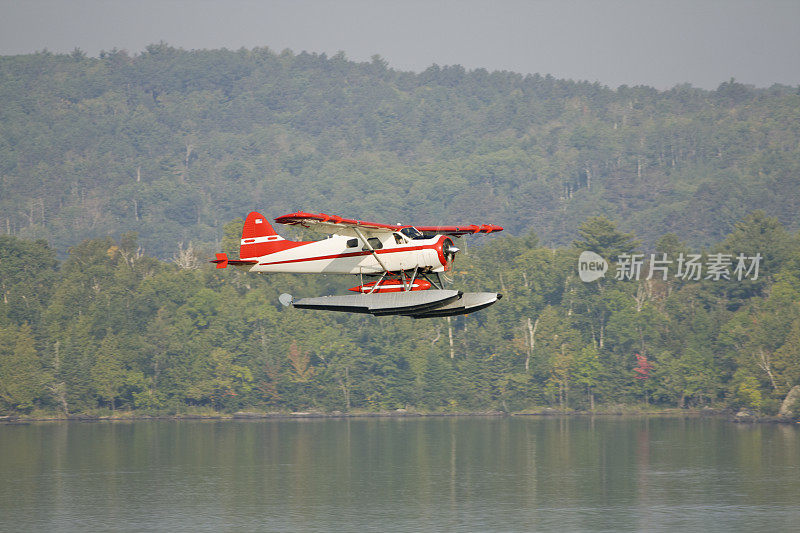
[0,323,47,412]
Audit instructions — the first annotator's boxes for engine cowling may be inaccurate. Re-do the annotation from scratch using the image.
[435,236,459,271]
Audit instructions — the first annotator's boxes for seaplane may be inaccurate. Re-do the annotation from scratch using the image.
[211,211,504,318]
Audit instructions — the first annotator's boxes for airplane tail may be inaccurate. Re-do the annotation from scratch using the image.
[239,211,305,259]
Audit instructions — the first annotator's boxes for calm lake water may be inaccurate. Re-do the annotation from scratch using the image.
[1,416,798,532]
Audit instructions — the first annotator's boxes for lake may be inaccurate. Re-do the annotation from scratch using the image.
[1,416,798,532]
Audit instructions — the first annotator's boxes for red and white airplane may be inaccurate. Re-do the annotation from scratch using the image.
[212,211,504,318]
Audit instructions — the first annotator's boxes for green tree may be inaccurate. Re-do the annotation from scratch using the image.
[573,216,639,262]
[0,236,59,329]
[91,335,127,410]
[185,348,253,410]
[572,344,601,409]
[0,323,47,412]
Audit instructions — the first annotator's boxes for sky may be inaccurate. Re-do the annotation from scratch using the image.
[1,0,798,90]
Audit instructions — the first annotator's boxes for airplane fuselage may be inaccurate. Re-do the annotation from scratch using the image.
[245,232,449,275]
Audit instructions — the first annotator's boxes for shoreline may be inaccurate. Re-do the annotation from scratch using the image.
[2,407,797,425]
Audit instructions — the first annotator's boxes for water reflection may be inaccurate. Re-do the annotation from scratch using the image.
[1,417,798,531]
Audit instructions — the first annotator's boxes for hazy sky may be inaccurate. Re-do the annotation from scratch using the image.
[1,0,798,90]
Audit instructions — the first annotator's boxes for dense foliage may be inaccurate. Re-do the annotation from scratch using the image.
[1,46,799,416]
[2,211,799,416]
[1,45,799,258]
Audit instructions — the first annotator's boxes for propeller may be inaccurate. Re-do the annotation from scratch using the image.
[442,238,460,282]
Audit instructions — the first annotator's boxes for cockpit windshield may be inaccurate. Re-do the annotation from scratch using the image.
[400,227,425,240]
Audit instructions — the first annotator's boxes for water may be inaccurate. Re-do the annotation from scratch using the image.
[1,417,798,532]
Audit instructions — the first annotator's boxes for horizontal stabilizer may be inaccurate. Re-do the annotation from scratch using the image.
[210,253,257,269]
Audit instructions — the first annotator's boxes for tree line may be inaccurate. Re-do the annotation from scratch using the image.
[2,212,798,416]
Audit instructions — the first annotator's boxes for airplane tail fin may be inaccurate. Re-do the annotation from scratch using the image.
[242,211,279,239]
[239,211,305,259]
[240,212,279,258]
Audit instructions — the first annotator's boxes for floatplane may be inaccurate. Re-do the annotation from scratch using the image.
[212,211,503,318]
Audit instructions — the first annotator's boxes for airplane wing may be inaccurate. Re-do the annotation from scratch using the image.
[274,211,503,237]
[414,224,504,237]
[274,212,401,237]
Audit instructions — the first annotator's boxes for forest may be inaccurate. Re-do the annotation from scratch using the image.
[1,211,799,417]
[1,45,799,417]
[1,44,799,258]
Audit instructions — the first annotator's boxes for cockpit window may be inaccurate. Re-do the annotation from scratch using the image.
[400,227,424,240]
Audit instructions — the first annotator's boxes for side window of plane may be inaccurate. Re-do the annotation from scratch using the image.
[347,238,359,248]
[363,237,383,250]
[393,233,405,244]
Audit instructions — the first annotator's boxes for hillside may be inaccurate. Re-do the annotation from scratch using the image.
[1,44,799,257]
